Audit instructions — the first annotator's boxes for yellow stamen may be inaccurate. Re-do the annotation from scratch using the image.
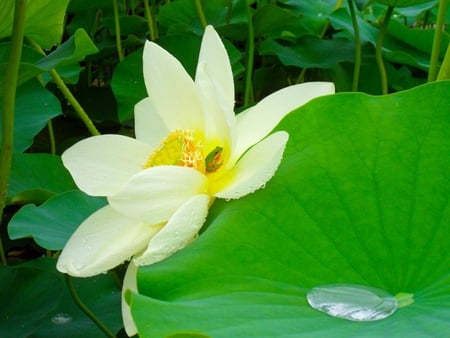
[144,130,205,173]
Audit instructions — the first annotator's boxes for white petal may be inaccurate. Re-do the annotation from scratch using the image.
[231,82,335,165]
[133,194,210,266]
[122,262,138,337]
[108,166,208,224]
[214,131,288,199]
[195,25,235,117]
[195,63,233,152]
[56,206,161,277]
[134,97,170,148]
[62,135,153,196]
[143,41,204,131]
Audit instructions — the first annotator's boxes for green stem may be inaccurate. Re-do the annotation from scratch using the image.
[195,0,208,28]
[428,0,449,82]
[375,6,394,95]
[47,120,56,154]
[28,39,100,136]
[51,69,101,136]
[65,275,116,337]
[348,0,361,91]
[244,0,255,106]
[113,0,124,61]
[226,0,233,24]
[144,0,157,40]
[151,0,159,39]
[0,0,28,266]
[437,43,450,80]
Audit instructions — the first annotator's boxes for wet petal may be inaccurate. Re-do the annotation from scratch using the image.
[143,41,204,131]
[214,131,288,199]
[122,262,138,336]
[195,63,233,154]
[231,82,334,164]
[195,25,235,118]
[108,166,208,224]
[134,97,170,148]
[56,206,161,277]
[133,194,210,266]
[62,135,153,196]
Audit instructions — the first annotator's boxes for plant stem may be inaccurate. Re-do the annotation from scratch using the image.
[0,0,28,266]
[195,0,208,28]
[375,6,394,95]
[28,39,101,136]
[50,69,101,136]
[348,0,361,91]
[428,0,449,82]
[65,275,116,338]
[437,43,450,80]
[47,120,56,154]
[144,0,157,40]
[113,0,124,61]
[244,0,255,106]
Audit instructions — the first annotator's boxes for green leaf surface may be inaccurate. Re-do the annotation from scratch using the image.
[0,264,60,338]
[129,81,450,337]
[8,191,106,250]
[35,28,98,70]
[0,80,61,152]
[0,0,70,49]
[111,48,146,123]
[7,153,76,205]
[259,36,359,68]
[0,29,97,92]
[374,0,435,7]
[0,258,122,338]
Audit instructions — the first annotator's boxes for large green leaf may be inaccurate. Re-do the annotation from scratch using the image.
[0,258,122,338]
[7,153,76,205]
[0,29,98,93]
[0,264,60,338]
[8,191,106,250]
[128,81,450,337]
[0,0,70,49]
[0,80,61,152]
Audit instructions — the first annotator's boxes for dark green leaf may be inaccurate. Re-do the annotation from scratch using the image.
[8,191,106,250]
[0,265,60,338]
[259,36,358,68]
[0,258,122,338]
[374,0,436,7]
[0,80,61,152]
[8,153,76,204]
[0,0,70,49]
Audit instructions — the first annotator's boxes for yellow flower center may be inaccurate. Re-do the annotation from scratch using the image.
[143,129,223,174]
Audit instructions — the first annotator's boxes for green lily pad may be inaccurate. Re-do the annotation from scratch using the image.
[374,0,435,7]
[128,81,450,337]
[0,258,122,338]
[0,29,98,92]
[0,0,70,49]
[0,80,61,152]
[8,191,106,250]
[7,153,76,205]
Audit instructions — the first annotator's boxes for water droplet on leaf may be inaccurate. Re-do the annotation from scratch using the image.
[306,284,398,321]
[51,313,73,325]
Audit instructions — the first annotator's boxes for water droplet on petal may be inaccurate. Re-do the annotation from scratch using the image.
[306,284,398,321]
[51,313,73,325]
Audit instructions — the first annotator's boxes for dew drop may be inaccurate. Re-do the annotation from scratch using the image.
[51,312,73,325]
[306,284,398,321]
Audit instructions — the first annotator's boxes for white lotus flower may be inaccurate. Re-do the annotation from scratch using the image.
[57,26,334,278]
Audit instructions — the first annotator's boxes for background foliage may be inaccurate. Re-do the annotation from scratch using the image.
[0,0,449,337]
